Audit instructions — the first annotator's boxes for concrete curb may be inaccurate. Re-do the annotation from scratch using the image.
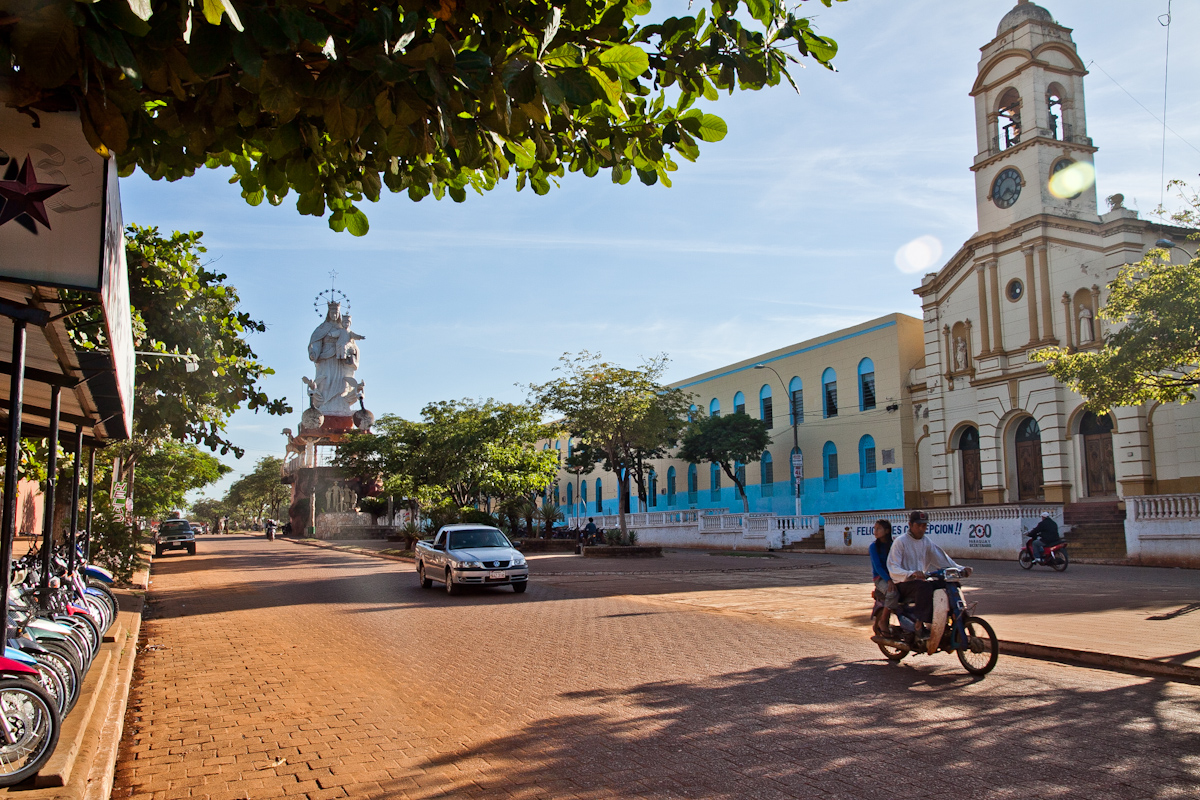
[998,640,1200,684]
[4,592,145,799]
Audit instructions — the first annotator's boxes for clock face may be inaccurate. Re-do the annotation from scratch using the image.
[991,168,1022,209]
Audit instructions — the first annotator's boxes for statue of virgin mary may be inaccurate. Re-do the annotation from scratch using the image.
[307,302,365,417]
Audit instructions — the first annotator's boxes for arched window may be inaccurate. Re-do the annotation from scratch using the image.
[648,470,657,508]
[687,464,698,503]
[733,391,746,415]
[689,404,697,422]
[791,446,803,493]
[553,483,560,504]
[710,463,721,501]
[997,88,1022,150]
[735,461,746,499]
[760,451,774,497]
[595,478,603,512]
[822,368,838,418]
[667,466,677,506]
[580,480,587,507]
[788,377,803,425]
[1047,84,1065,140]
[568,440,574,457]
[759,384,773,428]
[959,426,983,505]
[823,441,839,492]
[543,443,550,450]
[554,440,560,450]
[858,358,876,411]
[710,398,721,418]
[859,434,877,489]
[566,482,574,511]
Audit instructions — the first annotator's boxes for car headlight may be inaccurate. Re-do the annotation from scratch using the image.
[457,561,484,570]
[511,556,526,567]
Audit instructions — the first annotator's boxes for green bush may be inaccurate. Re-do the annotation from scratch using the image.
[90,508,147,585]
[605,529,622,546]
[628,530,638,545]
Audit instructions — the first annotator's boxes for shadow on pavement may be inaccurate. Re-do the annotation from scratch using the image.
[402,655,1200,799]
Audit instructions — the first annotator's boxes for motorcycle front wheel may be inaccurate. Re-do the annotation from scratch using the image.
[1051,550,1069,572]
[0,678,61,786]
[957,616,999,675]
[877,641,908,662]
[1018,550,1033,570]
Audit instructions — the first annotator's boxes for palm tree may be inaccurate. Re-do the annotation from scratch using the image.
[538,502,565,536]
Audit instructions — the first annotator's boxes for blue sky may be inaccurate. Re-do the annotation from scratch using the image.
[116,1,1200,498]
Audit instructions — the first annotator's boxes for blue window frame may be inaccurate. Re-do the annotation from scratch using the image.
[553,483,560,504]
[581,480,587,507]
[566,482,573,510]
[710,398,721,418]
[859,434,877,488]
[688,464,698,504]
[689,404,697,422]
[735,461,746,498]
[760,451,774,497]
[789,377,803,425]
[667,467,677,506]
[733,391,746,415]
[555,440,560,450]
[595,478,603,512]
[759,384,773,428]
[858,358,876,411]
[823,441,839,492]
[710,463,721,500]
[822,368,838,418]
[648,470,657,508]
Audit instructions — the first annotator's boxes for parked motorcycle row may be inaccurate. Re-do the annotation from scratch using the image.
[0,541,118,785]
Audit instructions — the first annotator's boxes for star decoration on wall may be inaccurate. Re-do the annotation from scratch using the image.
[0,155,69,232]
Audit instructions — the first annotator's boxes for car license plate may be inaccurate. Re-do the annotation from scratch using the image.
[488,570,506,580]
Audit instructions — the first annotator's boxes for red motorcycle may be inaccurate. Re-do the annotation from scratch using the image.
[1018,533,1068,572]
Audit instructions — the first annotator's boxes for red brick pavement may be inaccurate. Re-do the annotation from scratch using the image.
[112,536,1200,800]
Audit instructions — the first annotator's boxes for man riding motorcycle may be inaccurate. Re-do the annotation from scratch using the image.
[886,511,972,636]
[1026,510,1060,562]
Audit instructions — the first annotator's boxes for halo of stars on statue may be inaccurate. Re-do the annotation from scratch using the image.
[313,270,349,315]
[0,155,69,234]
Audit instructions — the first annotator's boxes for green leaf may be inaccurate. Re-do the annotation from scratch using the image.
[598,44,649,79]
[345,206,370,237]
[696,114,727,142]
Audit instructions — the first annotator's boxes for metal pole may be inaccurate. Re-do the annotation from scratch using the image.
[0,320,28,645]
[84,447,96,563]
[39,385,61,607]
[67,427,83,573]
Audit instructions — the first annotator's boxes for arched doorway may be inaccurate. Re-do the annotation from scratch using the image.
[1081,411,1116,497]
[959,426,983,505]
[1015,417,1044,501]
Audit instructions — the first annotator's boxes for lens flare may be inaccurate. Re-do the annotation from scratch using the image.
[894,235,944,274]
[1048,161,1096,199]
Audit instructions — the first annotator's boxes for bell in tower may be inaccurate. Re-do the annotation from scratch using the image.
[970,1,1098,234]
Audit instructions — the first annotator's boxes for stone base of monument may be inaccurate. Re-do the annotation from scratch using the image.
[314,511,374,540]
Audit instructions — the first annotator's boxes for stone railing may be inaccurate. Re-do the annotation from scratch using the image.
[1128,493,1200,521]
[561,509,817,549]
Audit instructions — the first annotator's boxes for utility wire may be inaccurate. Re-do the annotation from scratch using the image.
[1159,1,1173,208]
[1085,60,1200,158]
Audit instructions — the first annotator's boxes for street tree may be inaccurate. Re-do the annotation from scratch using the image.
[224,456,291,524]
[677,412,770,513]
[2,0,843,235]
[531,352,688,537]
[123,439,231,519]
[189,496,230,530]
[1032,181,1200,409]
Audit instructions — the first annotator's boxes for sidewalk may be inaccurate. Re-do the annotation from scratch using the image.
[283,537,1200,677]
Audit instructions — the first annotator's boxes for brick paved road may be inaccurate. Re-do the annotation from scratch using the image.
[113,536,1200,800]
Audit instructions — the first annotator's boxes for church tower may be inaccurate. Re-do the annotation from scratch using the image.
[971,1,1097,234]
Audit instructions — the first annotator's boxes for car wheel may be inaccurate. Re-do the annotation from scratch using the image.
[154,546,163,557]
[445,570,459,595]
[418,563,433,589]
[187,544,196,555]
[512,582,527,594]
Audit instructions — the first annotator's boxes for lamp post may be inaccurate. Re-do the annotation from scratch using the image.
[754,363,801,517]
[1155,238,1196,260]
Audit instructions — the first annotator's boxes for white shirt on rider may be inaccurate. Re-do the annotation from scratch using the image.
[886,533,961,583]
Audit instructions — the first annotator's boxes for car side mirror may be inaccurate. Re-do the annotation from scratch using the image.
[434,542,445,550]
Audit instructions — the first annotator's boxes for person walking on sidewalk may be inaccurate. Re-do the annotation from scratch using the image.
[870,519,897,635]
[887,511,972,633]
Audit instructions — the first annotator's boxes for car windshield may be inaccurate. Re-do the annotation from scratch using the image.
[447,529,510,549]
[161,521,191,534]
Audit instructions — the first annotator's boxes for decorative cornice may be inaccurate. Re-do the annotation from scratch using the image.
[971,136,1096,173]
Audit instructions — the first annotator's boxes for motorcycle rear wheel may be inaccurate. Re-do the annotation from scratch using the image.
[0,678,61,786]
[1017,550,1033,570]
[1051,550,1069,572]
[877,641,908,662]
[957,616,999,675]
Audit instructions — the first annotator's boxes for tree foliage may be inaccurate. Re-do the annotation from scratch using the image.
[1032,181,1200,410]
[223,455,290,523]
[335,399,559,525]
[530,351,689,534]
[123,438,231,518]
[189,495,230,528]
[677,411,769,512]
[1,0,843,234]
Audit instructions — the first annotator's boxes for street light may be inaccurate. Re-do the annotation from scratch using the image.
[753,363,802,516]
[1155,238,1196,259]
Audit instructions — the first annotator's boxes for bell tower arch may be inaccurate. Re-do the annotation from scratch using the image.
[970,2,1097,234]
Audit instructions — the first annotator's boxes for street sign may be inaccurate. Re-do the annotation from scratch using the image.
[791,452,804,483]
